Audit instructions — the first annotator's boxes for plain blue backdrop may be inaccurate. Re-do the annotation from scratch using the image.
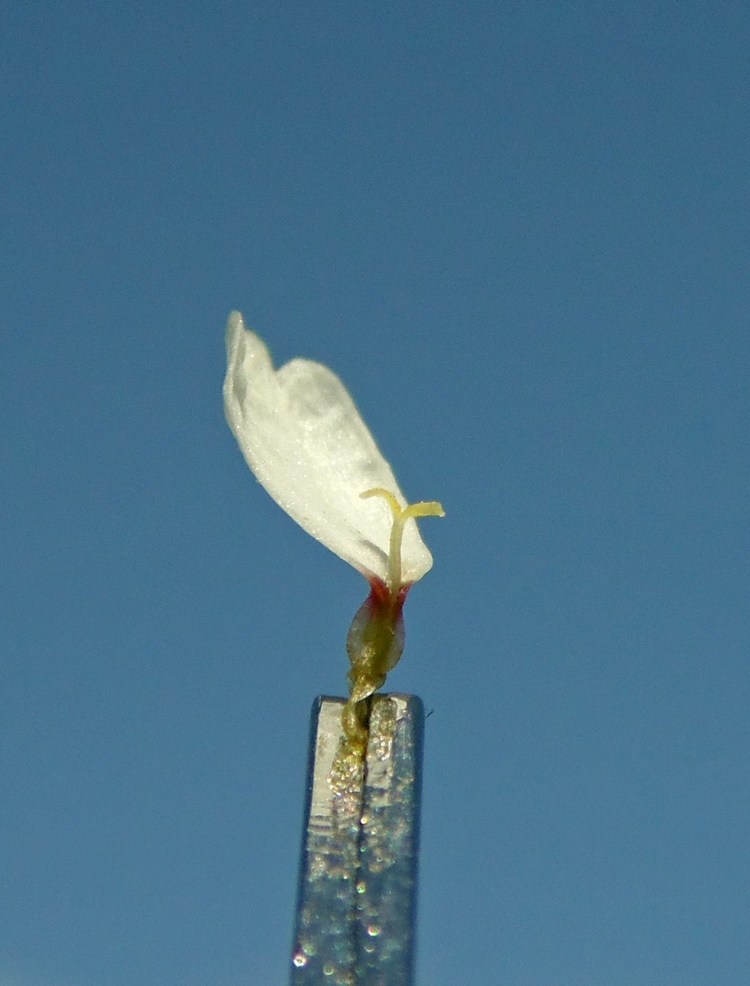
[3,3,749,984]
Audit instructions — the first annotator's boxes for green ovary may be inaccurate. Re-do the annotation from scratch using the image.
[340,488,444,755]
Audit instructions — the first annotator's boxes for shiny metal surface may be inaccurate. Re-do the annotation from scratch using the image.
[290,694,424,986]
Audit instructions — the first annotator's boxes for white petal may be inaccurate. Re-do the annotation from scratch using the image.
[223,312,434,584]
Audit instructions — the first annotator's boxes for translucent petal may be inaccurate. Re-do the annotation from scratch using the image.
[223,312,434,584]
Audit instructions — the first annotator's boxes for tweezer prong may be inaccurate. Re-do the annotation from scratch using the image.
[290,694,424,986]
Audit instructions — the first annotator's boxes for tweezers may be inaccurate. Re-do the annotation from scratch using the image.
[290,694,424,986]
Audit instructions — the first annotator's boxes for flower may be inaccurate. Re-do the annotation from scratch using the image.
[223,311,444,751]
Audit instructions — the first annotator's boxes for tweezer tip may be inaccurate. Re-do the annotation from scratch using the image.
[291,694,424,985]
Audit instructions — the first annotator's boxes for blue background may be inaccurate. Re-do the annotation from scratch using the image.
[3,3,749,984]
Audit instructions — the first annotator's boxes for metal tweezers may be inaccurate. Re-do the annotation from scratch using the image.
[290,694,424,986]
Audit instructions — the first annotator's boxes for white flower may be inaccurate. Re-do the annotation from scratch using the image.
[223,311,444,754]
[223,311,440,588]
